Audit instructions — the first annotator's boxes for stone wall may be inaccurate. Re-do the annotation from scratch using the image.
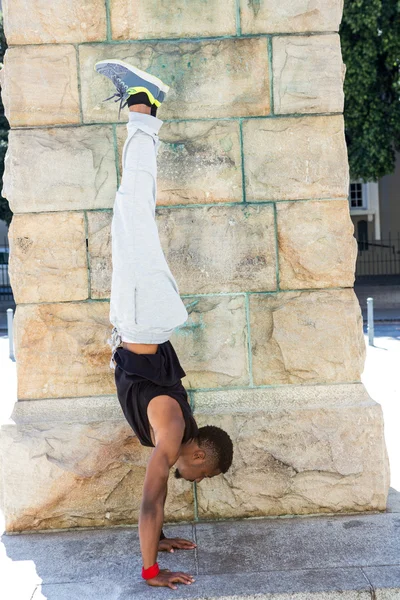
[0,0,389,532]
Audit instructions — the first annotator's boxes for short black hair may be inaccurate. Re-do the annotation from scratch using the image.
[197,425,233,474]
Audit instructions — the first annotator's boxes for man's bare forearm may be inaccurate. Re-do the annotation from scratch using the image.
[139,499,165,568]
[139,448,171,569]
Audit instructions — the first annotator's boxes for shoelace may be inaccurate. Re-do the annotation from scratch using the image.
[107,326,122,370]
[102,79,130,119]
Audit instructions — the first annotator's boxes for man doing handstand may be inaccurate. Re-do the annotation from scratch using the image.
[95,60,233,590]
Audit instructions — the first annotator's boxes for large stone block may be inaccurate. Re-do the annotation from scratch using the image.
[249,289,365,385]
[8,212,88,304]
[79,39,270,122]
[86,205,277,296]
[0,397,194,532]
[273,34,345,114]
[116,120,243,206]
[277,199,357,289]
[110,0,237,40]
[242,116,349,201]
[158,205,277,294]
[194,384,389,519]
[239,0,344,34]
[87,211,112,299]
[1,45,80,127]
[193,384,389,518]
[3,127,117,213]
[171,295,249,389]
[3,0,107,44]
[14,302,114,400]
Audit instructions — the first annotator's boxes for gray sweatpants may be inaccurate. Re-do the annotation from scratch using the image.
[108,112,188,368]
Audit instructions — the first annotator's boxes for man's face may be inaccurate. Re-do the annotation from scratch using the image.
[174,458,221,483]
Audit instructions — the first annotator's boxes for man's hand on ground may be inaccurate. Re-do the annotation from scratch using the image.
[146,569,195,590]
[158,537,197,552]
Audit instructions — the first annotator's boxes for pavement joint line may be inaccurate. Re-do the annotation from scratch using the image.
[360,567,377,600]
[191,565,400,576]
[193,481,199,522]
[29,586,37,600]
[192,522,199,576]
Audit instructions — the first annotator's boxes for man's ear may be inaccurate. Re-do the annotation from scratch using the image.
[193,449,206,462]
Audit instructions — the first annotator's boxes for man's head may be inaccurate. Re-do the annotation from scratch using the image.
[174,425,233,483]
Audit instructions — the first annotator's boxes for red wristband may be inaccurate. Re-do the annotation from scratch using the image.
[142,562,160,580]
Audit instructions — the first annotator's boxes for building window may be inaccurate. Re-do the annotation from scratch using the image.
[349,182,366,209]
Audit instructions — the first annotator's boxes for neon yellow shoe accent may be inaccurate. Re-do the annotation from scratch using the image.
[126,86,159,106]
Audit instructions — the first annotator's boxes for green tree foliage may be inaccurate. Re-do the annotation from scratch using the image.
[340,0,400,181]
[0,11,11,226]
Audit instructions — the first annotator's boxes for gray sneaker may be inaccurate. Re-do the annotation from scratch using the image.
[94,59,170,118]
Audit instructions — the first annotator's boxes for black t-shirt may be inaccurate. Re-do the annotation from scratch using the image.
[113,340,198,448]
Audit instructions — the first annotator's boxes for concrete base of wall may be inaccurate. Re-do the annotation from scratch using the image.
[0,383,390,532]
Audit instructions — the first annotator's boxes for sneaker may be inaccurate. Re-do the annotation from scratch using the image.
[94,59,170,118]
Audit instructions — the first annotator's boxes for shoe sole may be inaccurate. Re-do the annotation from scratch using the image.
[94,59,170,95]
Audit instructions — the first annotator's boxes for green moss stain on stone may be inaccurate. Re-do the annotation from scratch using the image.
[248,0,261,18]
[219,135,233,153]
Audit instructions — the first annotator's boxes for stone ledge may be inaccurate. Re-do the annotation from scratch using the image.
[192,382,378,413]
[6,383,375,426]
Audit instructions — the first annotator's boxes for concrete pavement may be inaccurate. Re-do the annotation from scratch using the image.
[1,489,400,600]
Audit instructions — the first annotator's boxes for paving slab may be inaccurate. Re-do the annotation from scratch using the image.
[195,513,400,574]
[2,524,196,585]
[30,570,373,600]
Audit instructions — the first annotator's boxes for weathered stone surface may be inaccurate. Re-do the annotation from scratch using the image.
[8,212,88,304]
[87,211,112,299]
[240,0,344,34]
[273,34,345,114]
[1,45,80,127]
[3,0,107,44]
[110,0,236,40]
[14,302,114,400]
[193,384,389,518]
[242,116,349,201]
[79,39,270,122]
[116,120,243,206]
[0,397,193,532]
[171,295,249,389]
[3,127,117,213]
[277,199,357,289]
[249,289,365,385]
[158,205,277,293]
[86,205,276,296]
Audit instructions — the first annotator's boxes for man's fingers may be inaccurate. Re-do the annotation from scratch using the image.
[168,583,177,590]
[177,538,197,546]
[170,575,194,585]
[173,541,196,549]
